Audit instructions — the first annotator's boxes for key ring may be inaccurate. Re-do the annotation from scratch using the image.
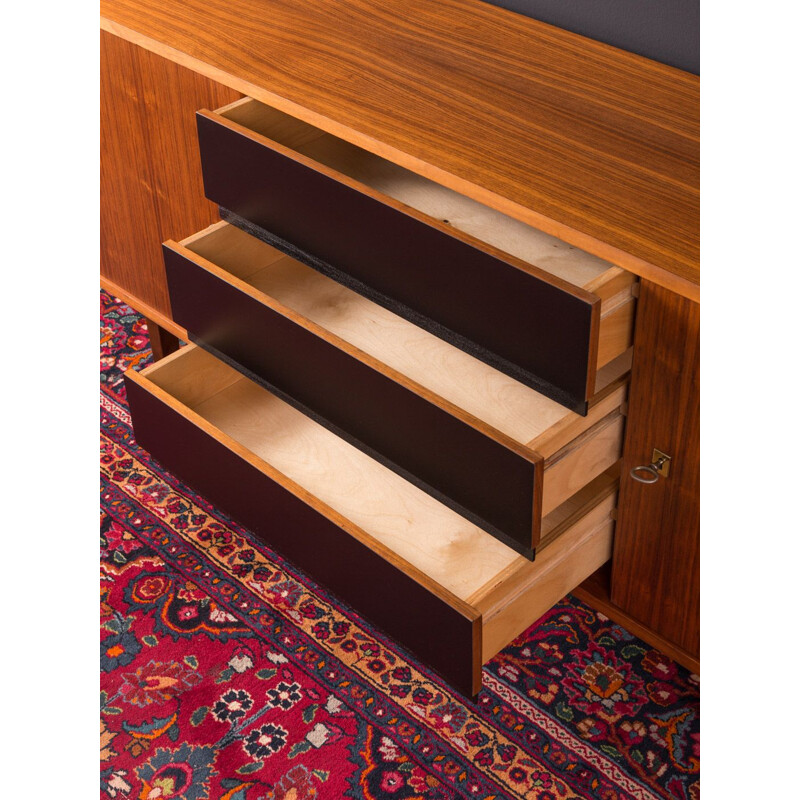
[630,451,671,484]
[630,463,660,483]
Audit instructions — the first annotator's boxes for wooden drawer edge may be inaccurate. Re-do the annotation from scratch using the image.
[200,106,600,301]
[125,347,620,694]
[541,411,624,516]
[163,223,626,554]
[597,297,636,369]
[477,492,616,663]
[163,236,537,459]
[174,223,629,456]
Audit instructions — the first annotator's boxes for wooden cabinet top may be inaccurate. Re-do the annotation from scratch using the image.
[101,0,699,300]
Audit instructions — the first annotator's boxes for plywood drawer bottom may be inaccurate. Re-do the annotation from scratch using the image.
[125,344,617,695]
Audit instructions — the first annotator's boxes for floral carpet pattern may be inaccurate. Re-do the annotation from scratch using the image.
[100,290,699,799]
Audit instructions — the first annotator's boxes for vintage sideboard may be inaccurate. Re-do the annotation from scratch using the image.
[100,0,699,695]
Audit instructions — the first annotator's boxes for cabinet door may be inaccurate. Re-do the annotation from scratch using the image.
[611,280,699,660]
[100,30,241,318]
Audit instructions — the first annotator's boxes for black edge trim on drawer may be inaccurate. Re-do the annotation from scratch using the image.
[124,370,481,696]
[164,242,539,557]
[196,111,596,413]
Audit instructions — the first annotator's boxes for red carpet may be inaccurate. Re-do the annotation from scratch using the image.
[101,289,699,799]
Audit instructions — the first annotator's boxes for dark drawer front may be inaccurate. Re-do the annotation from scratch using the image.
[124,370,481,696]
[164,242,540,556]
[197,111,599,413]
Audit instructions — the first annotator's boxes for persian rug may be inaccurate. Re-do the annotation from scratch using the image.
[100,289,699,800]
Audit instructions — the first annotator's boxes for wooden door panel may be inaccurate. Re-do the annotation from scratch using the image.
[135,44,242,245]
[101,31,166,311]
[610,281,699,658]
[100,29,241,317]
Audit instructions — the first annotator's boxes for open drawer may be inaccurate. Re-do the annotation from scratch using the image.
[125,344,618,696]
[196,98,637,412]
[164,221,627,557]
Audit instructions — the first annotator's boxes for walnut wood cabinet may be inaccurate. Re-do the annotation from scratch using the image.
[100,0,700,686]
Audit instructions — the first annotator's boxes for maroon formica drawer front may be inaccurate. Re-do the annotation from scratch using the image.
[124,362,482,696]
[196,107,601,414]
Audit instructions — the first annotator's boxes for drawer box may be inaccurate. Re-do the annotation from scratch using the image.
[164,221,627,557]
[196,98,637,413]
[125,344,617,696]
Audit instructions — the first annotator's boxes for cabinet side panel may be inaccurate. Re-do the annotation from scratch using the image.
[610,281,699,658]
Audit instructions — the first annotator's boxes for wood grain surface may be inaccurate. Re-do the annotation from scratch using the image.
[541,412,624,517]
[100,31,166,312]
[100,30,241,316]
[100,0,699,299]
[610,281,699,658]
[478,499,615,662]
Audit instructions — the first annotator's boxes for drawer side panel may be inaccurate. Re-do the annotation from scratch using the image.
[124,371,481,695]
[197,112,597,411]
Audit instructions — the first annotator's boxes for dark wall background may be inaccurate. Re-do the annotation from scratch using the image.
[484,0,699,74]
